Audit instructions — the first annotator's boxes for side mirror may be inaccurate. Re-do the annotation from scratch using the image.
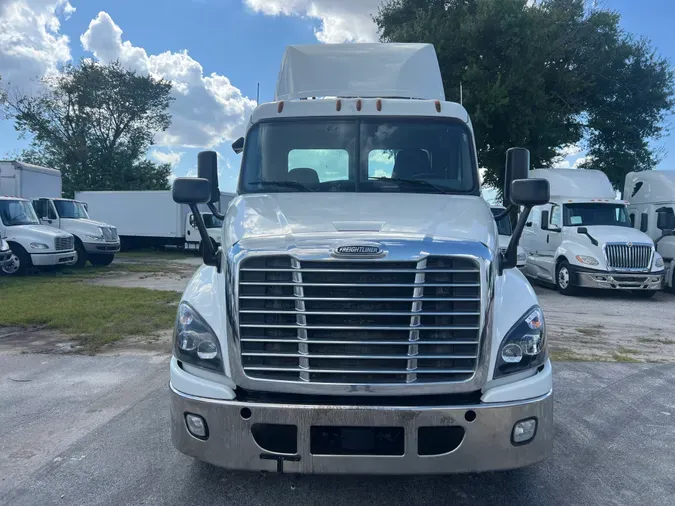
[172,178,211,205]
[504,147,530,205]
[541,210,549,230]
[577,226,598,246]
[657,209,675,232]
[510,179,550,207]
[232,137,244,155]
[197,151,220,205]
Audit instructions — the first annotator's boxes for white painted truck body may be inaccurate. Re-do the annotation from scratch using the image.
[0,160,62,200]
[170,43,552,474]
[624,170,675,288]
[74,190,234,250]
[520,168,664,294]
[0,196,76,275]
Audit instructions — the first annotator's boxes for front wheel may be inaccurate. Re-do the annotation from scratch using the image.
[1,245,31,276]
[72,241,87,268]
[556,260,577,296]
[632,290,657,299]
[89,254,114,266]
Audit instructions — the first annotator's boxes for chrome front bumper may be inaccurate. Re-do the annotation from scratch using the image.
[170,385,553,474]
[575,270,664,290]
[30,250,77,266]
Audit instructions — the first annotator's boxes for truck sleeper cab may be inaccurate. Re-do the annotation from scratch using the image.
[169,43,553,474]
[521,169,664,297]
[32,198,120,267]
[0,196,76,275]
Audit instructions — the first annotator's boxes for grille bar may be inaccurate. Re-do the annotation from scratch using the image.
[238,255,482,385]
[605,243,652,270]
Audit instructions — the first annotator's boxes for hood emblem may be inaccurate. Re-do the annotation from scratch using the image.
[332,244,385,258]
[626,242,633,247]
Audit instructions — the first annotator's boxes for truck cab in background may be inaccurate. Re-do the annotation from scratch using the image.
[521,168,664,297]
[491,205,527,269]
[624,171,675,290]
[0,196,76,276]
[168,43,553,475]
[32,197,120,267]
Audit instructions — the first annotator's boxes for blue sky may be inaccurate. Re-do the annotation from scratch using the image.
[0,0,673,193]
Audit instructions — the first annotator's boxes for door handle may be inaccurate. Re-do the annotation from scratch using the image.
[546,234,549,244]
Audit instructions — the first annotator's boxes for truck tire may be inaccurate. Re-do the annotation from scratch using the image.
[89,254,115,267]
[1,243,31,276]
[73,240,87,268]
[632,290,657,299]
[556,260,577,296]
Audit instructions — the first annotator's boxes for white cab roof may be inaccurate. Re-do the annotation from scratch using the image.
[625,170,675,204]
[530,168,615,199]
[275,43,446,101]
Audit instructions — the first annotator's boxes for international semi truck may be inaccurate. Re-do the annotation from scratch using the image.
[74,190,235,252]
[0,160,120,267]
[168,43,553,474]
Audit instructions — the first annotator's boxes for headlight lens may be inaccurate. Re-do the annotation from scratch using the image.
[517,252,527,262]
[575,255,598,266]
[654,254,664,269]
[30,242,49,250]
[174,303,223,373]
[495,306,547,378]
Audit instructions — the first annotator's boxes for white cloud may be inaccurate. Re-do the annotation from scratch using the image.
[0,0,73,92]
[81,11,256,148]
[244,0,380,43]
[149,149,184,167]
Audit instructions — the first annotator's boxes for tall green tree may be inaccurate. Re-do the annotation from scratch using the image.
[1,60,174,197]
[375,0,675,191]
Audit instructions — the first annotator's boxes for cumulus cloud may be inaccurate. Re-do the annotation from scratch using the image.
[149,149,184,167]
[0,0,73,92]
[81,11,256,148]
[244,0,380,43]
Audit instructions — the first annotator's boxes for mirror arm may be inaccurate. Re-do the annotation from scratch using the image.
[500,205,532,274]
[188,203,221,272]
[493,204,514,221]
[207,202,225,221]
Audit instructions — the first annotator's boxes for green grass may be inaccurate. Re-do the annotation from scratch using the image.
[617,346,640,355]
[0,273,180,352]
[116,249,196,261]
[575,325,604,338]
[549,348,595,362]
[612,353,641,363]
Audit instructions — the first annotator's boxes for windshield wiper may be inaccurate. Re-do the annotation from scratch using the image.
[369,177,448,194]
[248,180,314,192]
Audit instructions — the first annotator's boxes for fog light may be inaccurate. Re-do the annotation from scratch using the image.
[185,413,208,439]
[512,418,537,444]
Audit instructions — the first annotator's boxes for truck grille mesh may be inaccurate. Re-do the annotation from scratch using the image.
[238,256,482,384]
[54,236,74,251]
[604,243,652,270]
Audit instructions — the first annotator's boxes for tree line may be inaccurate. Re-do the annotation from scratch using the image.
[2,0,674,196]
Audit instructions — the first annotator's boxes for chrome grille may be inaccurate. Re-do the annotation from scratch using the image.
[238,256,482,385]
[54,235,74,251]
[101,227,118,242]
[604,243,652,271]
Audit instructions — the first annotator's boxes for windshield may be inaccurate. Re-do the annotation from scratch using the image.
[490,208,513,235]
[563,203,631,227]
[203,214,223,229]
[0,200,40,226]
[54,200,90,219]
[239,118,478,194]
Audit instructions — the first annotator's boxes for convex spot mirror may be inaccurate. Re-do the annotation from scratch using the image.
[173,178,211,205]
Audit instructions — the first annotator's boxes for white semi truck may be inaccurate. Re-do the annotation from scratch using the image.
[168,43,553,474]
[624,170,675,290]
[520,168,664,297]
[75,190,235,252]
[0,160,120,267]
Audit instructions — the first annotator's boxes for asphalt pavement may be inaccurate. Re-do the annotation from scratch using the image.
[1,354,674,506]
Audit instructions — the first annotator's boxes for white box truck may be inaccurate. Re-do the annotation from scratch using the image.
[74,190,235,252]
[520,168,664,297]
[0,160,120,267]
[167,43,553,474]
[624,170,675,290]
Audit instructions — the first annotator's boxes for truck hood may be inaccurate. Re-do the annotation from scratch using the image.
[576,225,654,246]
[14,225,72,239]
[61,218,113,229]
[225,193,497,250]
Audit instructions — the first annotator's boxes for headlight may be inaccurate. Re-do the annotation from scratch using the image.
[654,254,664,269]
[174,303,223,373]
[495,306,547,378]
[575,255,599,266]
[517,252,527,262]
[30,242,49,250]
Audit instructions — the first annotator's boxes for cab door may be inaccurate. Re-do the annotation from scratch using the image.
[33,199,60,229]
